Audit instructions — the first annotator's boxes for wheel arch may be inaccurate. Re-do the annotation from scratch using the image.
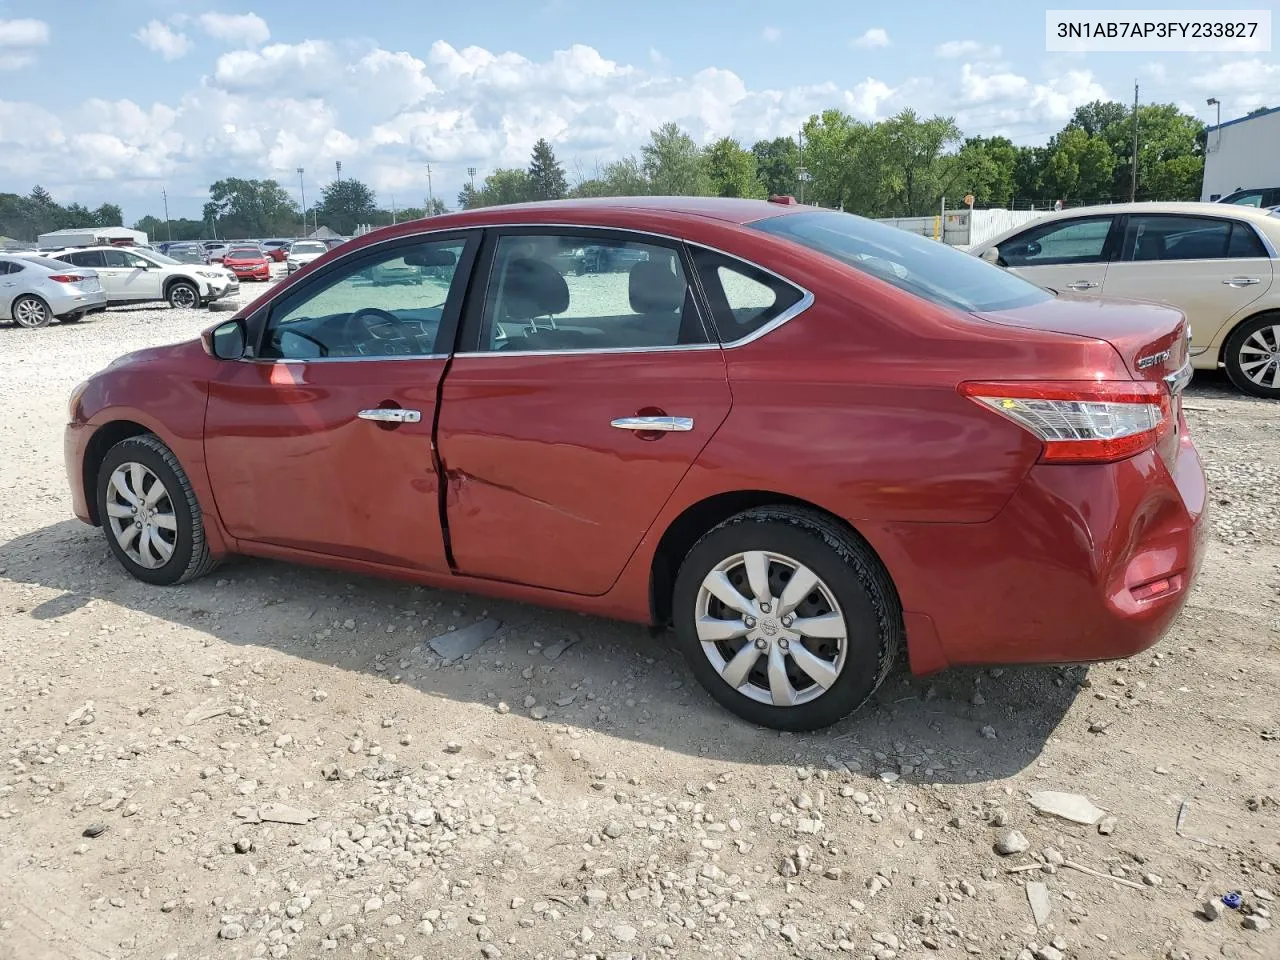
[81,420,152,525]
[1216,306,1280,364]
[164,275,199,296]
[648,489,897,626]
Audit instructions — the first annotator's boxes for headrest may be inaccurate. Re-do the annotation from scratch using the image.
[501,257,569,319]
[629,258,686,314]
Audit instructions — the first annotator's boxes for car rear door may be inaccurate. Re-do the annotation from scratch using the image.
[66,251,112,296]
[0,260,17,315]
[435,227,732,596]
[203,232,479,571]
[995,214,1120,296]
[1100,213,1274,354]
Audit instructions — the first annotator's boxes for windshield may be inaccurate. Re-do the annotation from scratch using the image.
[142,251,179,265]
[292,242,327,254]
[751,210,1053,313]
[228,247,262,256]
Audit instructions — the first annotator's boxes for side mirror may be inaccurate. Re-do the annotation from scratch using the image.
[979,247,1001,265]
[204,319,246,360]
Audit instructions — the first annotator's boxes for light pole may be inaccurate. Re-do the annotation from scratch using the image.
[335,160,342,183]
[162,187,171,241]
[296,167,306,238]
[426,162,434,213]
[467,166,477,191]
[1207,97,1221,152]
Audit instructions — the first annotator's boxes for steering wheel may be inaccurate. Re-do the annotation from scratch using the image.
[343,307,415,354]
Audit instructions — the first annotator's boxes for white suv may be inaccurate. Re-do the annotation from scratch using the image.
[53,246,238,309]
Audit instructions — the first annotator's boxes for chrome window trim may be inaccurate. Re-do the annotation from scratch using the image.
[237,353,449,365]
[1245,220,1278,258]
[278,220,815,361]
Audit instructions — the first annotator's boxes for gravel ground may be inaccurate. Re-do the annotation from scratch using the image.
[1,281,1278,960]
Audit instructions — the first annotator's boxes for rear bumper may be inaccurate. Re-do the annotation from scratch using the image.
[65,421,92,524]
[50,289,108,317]
[868,425,1207,673]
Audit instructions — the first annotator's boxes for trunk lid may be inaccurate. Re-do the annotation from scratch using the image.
[974,293,1189,386]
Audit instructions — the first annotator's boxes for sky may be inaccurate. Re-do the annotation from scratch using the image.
[0,0,1276,225]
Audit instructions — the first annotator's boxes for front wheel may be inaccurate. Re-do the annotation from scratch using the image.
[1224,314,1280,398]
[12,295,51,328]
[672,507,902,731]
[167,281,199,309]
[96,434,217,586]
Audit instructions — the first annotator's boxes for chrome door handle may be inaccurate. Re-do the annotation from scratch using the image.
[1224,277,1261,286]
[610,416,694,432]
[357,408,421,424]
[1065,280,1099,290]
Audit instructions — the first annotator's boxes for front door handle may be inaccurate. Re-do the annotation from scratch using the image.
[358,408,421,424]
[1065,280,1099,290]
[610,416,694,432]
[1224,277,1261,286]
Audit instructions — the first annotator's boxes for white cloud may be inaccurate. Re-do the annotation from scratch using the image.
[198,12,270,47]
[135,21,192,61]
[954,64,1107,131]
[762,26,782,43]
[0,17,49,69]
[1190,58,1280,114]
[852,28,890,49]
[935,39,1000,59]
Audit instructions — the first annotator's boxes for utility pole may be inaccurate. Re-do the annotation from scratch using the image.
[426,163,434,213]
[162,188,171,241]
[391,194,398,225]
[1130,81,1139,202]
[296,167,306,237]
[796,126,805,205]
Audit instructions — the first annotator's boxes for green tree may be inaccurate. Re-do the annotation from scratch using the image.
[954,136,1018,207]
[751,136,799,197]
[93,203,123,227]
[203,178,299,238]
[705,137,765,198]
[874,110,964,216]
[1041,127,1116,201]
[1066,100,1130,138]
[133,215,206,241]
[457,183,479,209]
[527,138,568,200]
[313,178,378,235]
[642,123,711,195]
[468,168,533,207]
[426,198,448,216]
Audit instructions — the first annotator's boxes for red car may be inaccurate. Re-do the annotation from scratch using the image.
[63,197,1206,730]
[222,245,272,281]
[262,240,291,262]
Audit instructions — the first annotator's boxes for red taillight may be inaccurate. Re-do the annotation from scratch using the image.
[959,380,1172,464]
[47,274,84,284]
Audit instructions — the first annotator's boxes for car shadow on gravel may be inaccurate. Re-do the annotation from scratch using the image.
[1,520,1081,784]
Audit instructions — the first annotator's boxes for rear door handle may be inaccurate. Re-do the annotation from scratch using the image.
[610,416,694,432]
[1224,277,1261,286]
[358,408,421,424]
[1065,280,1099,290]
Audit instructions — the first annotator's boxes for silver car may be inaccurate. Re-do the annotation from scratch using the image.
[0,254,108,328]
[285,240,330,274]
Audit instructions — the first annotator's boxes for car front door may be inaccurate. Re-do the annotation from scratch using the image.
[116,250,164,300]
[0,260,17,315]
[1100,213,1274,354]
[995,215,1119,296]
[203,233,478,571]
[435,228,733,596]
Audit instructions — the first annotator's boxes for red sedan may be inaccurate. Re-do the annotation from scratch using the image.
[222,245,272,281]
[63,197,1206,730]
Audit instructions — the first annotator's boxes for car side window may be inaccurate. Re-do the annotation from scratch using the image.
[259,239,467,361]
[998,217,1114,267]
[474,234,707,353]
[101,250,129,268]
[1123,215,1235,262]
[68,250,105,268]
[1227,222,1269,258]
[691,249,804,343]
[0,261,12,275]
[122,251,150,268]
[1226,191,1265,207]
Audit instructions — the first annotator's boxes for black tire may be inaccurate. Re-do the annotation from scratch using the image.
[1224,313,1280,399]
[11,295,52,329]
[672,506,902,731]
[167,281,199,310]
[96,434,218,586]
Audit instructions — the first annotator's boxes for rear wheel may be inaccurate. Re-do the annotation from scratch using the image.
[167,281,199,309]
[12,295,51,329]
[672,506,902,731]
[1224,314,1280,398]
[96,435,217,586]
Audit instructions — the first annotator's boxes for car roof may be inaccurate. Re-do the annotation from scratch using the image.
[445,195,800,225]
[1024,201,1279,224]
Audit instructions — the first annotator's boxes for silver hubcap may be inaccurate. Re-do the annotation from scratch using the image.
[14,299,47,327]
[171,286,196,308]
[105,463,177,569]
[1239,324,1280,388]
[695,551,848,707]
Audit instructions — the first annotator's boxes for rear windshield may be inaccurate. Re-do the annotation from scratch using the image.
[229,247,261,255]
[292,242,326,253]
[17,255,76,271]
[752,210,1053,313]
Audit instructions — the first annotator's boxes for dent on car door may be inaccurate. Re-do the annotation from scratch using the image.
[997,215,1117,295]
[203,233,479,570]
[435,229,733,596]
[1101,214,1274,353]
